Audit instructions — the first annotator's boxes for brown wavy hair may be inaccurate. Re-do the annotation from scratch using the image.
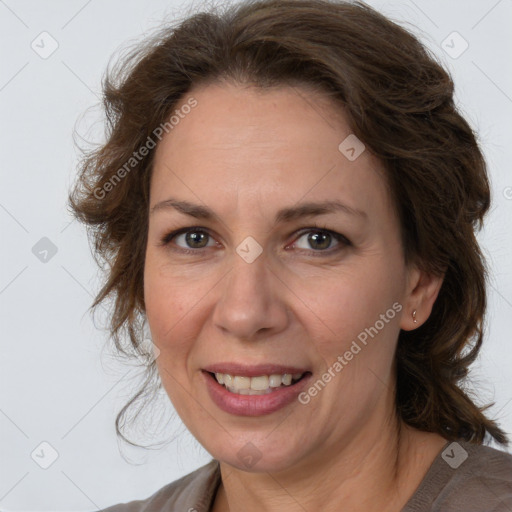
[69,0,509,446]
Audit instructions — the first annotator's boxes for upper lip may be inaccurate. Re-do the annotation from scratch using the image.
[203,363,310,377]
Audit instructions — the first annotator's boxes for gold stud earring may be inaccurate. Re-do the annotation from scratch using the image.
[412,310,417,323]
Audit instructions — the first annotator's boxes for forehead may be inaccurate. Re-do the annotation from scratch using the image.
[150,81,393,223]
[159,81,349,153]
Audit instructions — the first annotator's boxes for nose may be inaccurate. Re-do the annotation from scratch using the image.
[212,249,289,341]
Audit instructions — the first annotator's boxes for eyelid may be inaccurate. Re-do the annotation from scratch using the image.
[291,226,351,244]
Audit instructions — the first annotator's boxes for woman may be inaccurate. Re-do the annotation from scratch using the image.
[69,0,512,510]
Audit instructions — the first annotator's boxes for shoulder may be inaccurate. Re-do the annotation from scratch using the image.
[450,441,512,510]
[99,459,221,512]
[404,440,512,512]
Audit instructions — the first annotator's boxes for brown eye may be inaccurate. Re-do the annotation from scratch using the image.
[292,228,351,254]
[161,227,216,251]
[181,230,210,249]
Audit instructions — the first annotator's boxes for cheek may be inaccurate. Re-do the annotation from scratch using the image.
[143,263,198,412]
[303,263,401,342]
[300,271,402,412]
[143,255,195,361]
[300,265,404,406]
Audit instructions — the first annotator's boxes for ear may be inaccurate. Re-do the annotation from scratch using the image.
[400,265,444,331]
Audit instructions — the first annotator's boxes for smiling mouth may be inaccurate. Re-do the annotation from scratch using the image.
[206,371,309,395]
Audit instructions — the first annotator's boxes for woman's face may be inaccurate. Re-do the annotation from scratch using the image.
[144,82,430,472]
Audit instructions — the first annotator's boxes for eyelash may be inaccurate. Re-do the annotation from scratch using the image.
[159,224,352,257]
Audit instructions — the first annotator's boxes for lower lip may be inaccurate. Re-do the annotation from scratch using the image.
[202,371,312,416]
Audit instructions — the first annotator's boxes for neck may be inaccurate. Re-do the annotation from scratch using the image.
[213,407,446,512]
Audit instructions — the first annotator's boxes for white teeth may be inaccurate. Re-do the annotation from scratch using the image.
[269,374,282,387]
[232,376,250,389]
[251,375,269,390]
[212,371,305,394]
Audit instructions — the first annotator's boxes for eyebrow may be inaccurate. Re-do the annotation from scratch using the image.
[151,198,367,224]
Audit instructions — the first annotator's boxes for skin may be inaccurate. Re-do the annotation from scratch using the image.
[144,81,447,512]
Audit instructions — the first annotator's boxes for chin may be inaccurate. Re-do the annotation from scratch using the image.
[205,433,307,473]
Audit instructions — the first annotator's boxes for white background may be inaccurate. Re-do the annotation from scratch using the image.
[1,0,511,510]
